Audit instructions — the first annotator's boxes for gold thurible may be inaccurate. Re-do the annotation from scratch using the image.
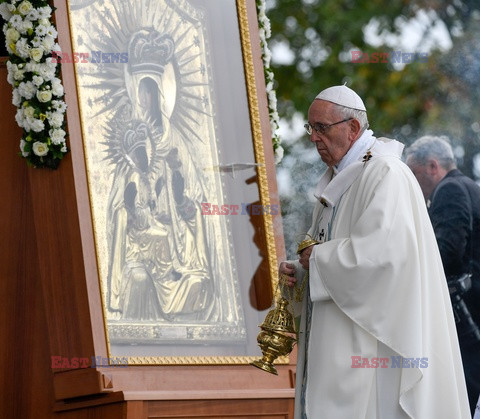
[251,235,320,375]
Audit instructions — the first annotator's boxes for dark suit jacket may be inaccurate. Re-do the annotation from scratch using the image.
[429,169,480,323]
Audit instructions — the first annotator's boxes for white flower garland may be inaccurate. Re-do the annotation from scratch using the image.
[256,0,283,164]
[2,0,276,167]
[1,0,67,169]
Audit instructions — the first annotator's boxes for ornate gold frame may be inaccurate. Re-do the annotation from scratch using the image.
[67,0,283,366]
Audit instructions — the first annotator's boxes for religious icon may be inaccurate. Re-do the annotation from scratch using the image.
[69,0,251,354]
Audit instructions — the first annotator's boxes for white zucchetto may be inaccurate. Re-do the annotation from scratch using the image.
[315,85,366,111]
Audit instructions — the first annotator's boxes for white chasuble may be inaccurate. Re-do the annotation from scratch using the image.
[290,137,470,418]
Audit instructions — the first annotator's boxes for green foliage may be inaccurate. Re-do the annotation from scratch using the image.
[267,0,480,178]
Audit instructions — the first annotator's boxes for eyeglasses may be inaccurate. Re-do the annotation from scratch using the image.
[304,118,353,135]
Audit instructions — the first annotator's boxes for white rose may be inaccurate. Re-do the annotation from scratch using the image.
[36,89,52,103]
[49,128,66,145]
[32,141,49,156]
[6,27,20,43]
[30,47,44,62]
[20,139,30,157]
[17,1,33,16]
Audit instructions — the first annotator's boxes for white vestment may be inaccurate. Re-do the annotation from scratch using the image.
[290,135,470,418]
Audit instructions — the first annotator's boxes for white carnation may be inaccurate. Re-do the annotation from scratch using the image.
[26,8,39,21]
[37,6,52,20]
[35,24,48,37]
[23,106,35,118]
[20,139,30,157]
[52,100,67,113]
[36,63,55,80]
[41,35,54,51]
[49,128,66,145]
[274,145,284,164]
[47,111,64,128]
[18,81,36,99]
[51,78,64,97]
[268,89,277,108]
[19,19,33,35]
[263,48,272,67]
[15,38,31,59]
[45,25,57,38]
[6,72,14,85]
[28,118,45,132]
[31,36,42,48]
[32,75,44,87]
[32,141,49,156]
[12,89,22,107]
[15,108,25,128]
[9,15,23,31]
[0,3,13,21]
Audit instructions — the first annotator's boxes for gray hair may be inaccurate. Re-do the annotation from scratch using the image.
[333,104,369,135]
[405,135,456,170]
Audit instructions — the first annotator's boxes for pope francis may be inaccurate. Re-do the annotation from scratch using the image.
[279,85,470,418]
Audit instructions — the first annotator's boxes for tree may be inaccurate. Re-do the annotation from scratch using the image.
[266,0,480,254]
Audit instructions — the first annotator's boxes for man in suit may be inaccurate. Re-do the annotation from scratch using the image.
[406,135,480,415]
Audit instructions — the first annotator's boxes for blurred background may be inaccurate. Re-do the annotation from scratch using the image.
[266,0,480,257]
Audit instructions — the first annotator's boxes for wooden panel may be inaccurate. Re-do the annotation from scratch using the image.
[0,60,55,418]
[55,398,293,419]
[146,398,293,418]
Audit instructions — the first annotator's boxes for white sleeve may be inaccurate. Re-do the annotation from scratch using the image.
[309,246,331,302]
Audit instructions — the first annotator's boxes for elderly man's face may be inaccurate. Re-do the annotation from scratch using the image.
[307,100,356,167]
[405,156,437,200]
